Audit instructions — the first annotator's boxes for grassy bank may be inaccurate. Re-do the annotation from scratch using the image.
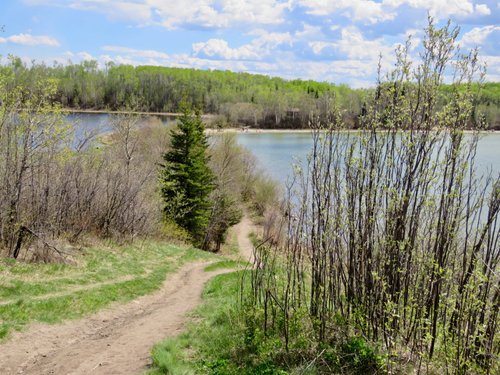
[147,241,386,375]
[0,241,218,341]
[148,269,303,375]
[148,271,248,375]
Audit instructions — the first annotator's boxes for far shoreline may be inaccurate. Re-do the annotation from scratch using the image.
[61,109,500,134]
[205,129,500,135]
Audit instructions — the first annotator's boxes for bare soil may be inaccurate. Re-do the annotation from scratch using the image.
[0,218,254,375]
[232,215,256,263]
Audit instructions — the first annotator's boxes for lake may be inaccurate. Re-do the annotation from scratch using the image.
[67,112,178,139]
[66,113,500,184]
[235,132,500,184]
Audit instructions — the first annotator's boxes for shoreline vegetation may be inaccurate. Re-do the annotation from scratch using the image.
[61,108,500,134]
[60,107,216,121]
[2,54,499,130]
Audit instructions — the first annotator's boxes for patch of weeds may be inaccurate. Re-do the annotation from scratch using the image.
[149,339,195,375]
[204,260,245,272]
[338,337,386,374]
[0,323,10,340]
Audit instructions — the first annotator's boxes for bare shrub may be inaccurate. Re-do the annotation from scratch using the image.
[204,133,281,251]
[0,70,169,259]
[246,18,500,374]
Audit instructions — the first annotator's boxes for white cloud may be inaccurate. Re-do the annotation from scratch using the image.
[0,33,60,47]
[460,25,500,47]
[310,26,396,62]
[298,0,396,24]
[349,78,376,88]
[102,46,170,59]
[192,39,260,60]
[384,0,491,19]
[295,23,322,39]
[154,0,292,29]
[25,0,292,29]
[308,41,333,55]
[475,3,491,15]
[77,51,94,61]
[337,27,396,60]
[192,32,293,60]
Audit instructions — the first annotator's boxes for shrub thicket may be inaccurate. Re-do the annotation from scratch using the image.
[0,70,168,260]
[245,18,500,374]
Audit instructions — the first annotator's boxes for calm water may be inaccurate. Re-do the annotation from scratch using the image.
[67,112,178,140]
[66,113,500,184]
[235,133,312,183]
[235,132,500,184]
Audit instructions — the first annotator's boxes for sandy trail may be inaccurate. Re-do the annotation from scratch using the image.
[232,214,256,263]
[0,217,254,375]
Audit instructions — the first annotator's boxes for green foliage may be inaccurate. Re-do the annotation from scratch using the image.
[5,57,497,129]
[204,192,242,251]
[148,268,385,375]
[0,58,372,128]
[160,106,214,247]
[339,337,385,374]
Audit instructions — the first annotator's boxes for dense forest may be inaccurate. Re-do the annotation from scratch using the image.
[2,57,499,129]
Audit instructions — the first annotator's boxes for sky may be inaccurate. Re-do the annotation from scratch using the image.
[0,0,499,88]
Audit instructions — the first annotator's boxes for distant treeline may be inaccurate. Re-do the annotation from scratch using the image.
[2,57,499,129]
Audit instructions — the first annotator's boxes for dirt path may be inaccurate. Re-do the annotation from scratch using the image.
[0,217,255,375]
[233,214,256,263]
[0,262,227,375]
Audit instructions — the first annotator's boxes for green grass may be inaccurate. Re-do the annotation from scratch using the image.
[147,249,384,375]
[203,260,246,272]
[148,271,248,375]
[0,241,219,341]
[148,270,292,375]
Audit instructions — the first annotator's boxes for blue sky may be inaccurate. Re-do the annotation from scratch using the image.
[0,0,499,87]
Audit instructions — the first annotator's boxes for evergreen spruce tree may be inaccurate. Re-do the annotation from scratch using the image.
[160,106,214,247]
